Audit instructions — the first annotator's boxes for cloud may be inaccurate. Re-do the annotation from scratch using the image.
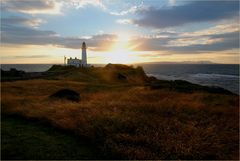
[128,21,239,53]
[2,0,144,17]
[1,21,117,51]
[13,55,50,58]
[2,0,62,14]
[180,21,239,37]
[1,16,45,27]
[67,0,144,16]
[2,19,238,54]
[168,32,239,53]
[109,2,143,16]
[166,36,224,47]
[2,0,106,15]
[131,31,239,54]
[67,0,106,10]
[2,8,238,55]
[168,0,176,6]
[133,1,239,28]
[116,19,133,25]
[165,22,240,52]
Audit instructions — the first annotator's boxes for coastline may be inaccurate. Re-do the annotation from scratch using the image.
[1,64,238,94]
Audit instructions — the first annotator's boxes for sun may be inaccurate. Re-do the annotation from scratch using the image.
[104,33,136,64]
[117,33,131,42]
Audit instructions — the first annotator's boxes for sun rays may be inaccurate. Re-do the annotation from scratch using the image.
[103,33,142,64]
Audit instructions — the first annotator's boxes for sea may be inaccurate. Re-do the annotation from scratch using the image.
[1,64,239,94]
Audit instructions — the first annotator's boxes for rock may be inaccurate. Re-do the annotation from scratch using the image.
[50,89,80,102]
[117,73,127,80]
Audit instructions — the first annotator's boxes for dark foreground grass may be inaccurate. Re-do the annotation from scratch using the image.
[1,65,239,160]
[1,115,101,160]
[2,80,238,159]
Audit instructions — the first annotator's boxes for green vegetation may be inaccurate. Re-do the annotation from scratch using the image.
[1,64,239,160]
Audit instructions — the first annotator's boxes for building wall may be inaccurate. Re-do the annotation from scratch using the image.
[67,58,82,67]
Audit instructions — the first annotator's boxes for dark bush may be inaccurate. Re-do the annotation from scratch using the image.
[50,89,80,102]
[117,73,127,80]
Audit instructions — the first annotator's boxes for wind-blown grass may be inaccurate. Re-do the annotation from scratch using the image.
[1,78,239,159]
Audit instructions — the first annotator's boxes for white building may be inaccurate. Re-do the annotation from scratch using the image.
[65,42,88,67]
[67,57,82,67]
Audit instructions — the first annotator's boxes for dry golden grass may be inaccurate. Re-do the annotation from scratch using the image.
[1,79,239,159]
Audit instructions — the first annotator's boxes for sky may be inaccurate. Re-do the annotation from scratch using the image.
[1,0,239,64]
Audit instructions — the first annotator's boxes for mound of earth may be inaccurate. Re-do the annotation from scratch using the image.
[50,89,80,102]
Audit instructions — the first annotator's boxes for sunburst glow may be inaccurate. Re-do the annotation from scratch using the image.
[104,34,137,64]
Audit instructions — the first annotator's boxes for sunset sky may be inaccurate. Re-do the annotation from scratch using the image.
[1,0,239,64]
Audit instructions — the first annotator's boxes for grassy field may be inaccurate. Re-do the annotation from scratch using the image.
[2,115,100,160]
[1,65,239,159]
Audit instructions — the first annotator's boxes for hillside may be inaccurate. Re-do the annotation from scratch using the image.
[1,64,239,160]
[1,64,235,94]
[46,64,148,84]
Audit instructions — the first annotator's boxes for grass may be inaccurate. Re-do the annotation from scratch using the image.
[1,65,239,160]
[41,64,148,84]
[1,114,101,160]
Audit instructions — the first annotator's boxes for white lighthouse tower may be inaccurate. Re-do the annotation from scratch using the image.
[82,42,87,67]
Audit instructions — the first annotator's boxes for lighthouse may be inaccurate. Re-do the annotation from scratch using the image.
[66,42,89,67]
[82,42,87,67]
